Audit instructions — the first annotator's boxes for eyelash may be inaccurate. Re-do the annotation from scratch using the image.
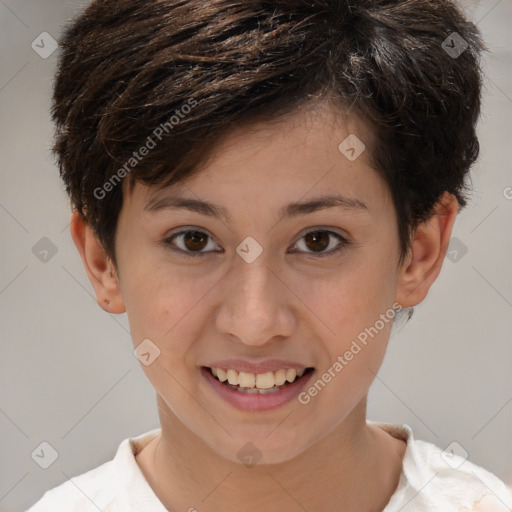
[161,228,351,259]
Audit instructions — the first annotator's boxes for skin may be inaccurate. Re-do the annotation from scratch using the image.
[71,102,460,511]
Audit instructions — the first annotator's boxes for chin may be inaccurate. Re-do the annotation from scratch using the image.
[209,430,314,467]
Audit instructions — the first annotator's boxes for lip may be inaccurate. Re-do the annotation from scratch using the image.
[201,366,314,412]
[204,359,309,373]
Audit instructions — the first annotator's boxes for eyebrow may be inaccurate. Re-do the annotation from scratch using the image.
[143,193,368,224]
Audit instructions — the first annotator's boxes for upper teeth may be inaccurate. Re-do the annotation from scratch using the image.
[211,367,305,389]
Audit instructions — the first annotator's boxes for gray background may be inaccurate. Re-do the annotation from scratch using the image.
[0,0,511,511]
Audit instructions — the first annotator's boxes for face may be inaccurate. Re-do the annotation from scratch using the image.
[114,104,404,464]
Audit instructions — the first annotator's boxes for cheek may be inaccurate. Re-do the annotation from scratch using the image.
[123,269,210,399]
[291,254,398,410]
[121,262,219,354]
[292,253,398,344]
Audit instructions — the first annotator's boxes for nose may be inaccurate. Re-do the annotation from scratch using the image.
[215,257,296,347]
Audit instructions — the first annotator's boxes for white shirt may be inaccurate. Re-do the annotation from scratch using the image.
[26,421,512,511]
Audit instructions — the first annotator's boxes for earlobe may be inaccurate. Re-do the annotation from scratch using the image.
[395,192,459,308]
[69,210,126,314]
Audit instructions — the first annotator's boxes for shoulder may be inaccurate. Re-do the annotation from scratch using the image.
[26,458,116,511]
[469,494,512,512]
[25,430,162,512]
[373,422,512,512]
[410,438,512,512]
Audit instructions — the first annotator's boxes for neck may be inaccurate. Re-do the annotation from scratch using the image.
[137,395,405,512]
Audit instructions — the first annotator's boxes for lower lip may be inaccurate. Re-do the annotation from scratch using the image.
[201,367,314,412]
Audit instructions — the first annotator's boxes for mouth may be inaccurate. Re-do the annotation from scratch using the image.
[208,366,314,393]
[201,365,315,411]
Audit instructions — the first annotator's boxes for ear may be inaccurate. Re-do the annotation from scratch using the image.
[69,210,126,314]
[395,192,459,308]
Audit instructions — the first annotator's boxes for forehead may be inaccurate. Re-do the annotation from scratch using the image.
[204,103,374,161]
[123,103,383,212]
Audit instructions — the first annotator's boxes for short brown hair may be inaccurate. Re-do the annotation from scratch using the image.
[51,0,486,269]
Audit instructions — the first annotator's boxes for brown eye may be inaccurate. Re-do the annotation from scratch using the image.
[182,231,209,251]
[303,231,330,252]
[163,229,220,257]
[291,229,350,258]
[163,228,349,259]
